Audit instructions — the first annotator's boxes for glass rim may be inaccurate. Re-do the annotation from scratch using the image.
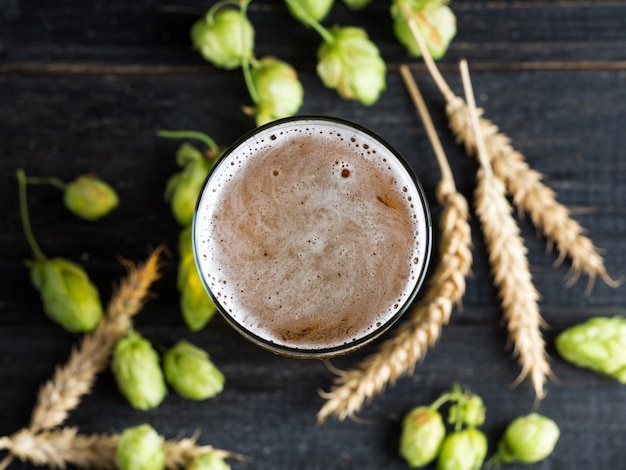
[192,115,433,359]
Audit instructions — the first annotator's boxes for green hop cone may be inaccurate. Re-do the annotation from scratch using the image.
[188,451,231,470]
[555,316,626,383]
[191,8,254,70]
[165,143,216,226]
[463,395,486,428]
[285,0,334,25]
[178,224,197,280]
[317,26,386,105]
[399,406,446,468]
[494,413,560,464]
[164,340,225,400]
[342,0,372,9]
[111,330,167,410]
[444,385,485,430]
[30,257,102,332]
[251,56,304,126]
[178,226,217,331]
[437,428,487,470]
[391,0,457,60]
[449,394,485,428]
[180,269,218,331]
[63,175,119,221]
[116,424,166,470]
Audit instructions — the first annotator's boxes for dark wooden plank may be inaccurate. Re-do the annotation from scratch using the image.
[2,1,626,69]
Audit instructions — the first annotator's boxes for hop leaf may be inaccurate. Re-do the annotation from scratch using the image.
[494,413,560,464]
[555,316,626,383]
[116,424,166,470]
[191,8,254,70]
[391,0,457,60]
[251,56,304,126]
[188,451,231,470]
[111,330,167,410]
[63,175,119,221]
[399,406,446,468]
[165,143,216,226]
[177,226,217,331]
[163,340,225,400]
[317,26,386,105]
[30,257,102,332]
[437,428,487,470]
[285,0,334,25]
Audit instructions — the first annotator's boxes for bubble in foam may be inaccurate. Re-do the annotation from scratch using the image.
[194,118,430,353]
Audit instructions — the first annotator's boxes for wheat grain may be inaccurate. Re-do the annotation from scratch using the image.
[461,60,551,399]
[404,14,619,293]
[29,248,163,432]
[446,96,620,293]
[0,427,238,469]
[163,436,238,468]
[474,169,550,399]
[3,428,117,469]
[317,68,472,423]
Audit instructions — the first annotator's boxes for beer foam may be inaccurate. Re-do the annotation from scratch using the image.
[194,119,430,352]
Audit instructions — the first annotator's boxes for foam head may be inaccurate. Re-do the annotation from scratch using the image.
[193,117,431,358]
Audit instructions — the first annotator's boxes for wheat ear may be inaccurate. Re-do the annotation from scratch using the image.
[317,66,472,423]
[29,248,164,432]
[461,60,551,400]
[404,15,619,293]
[0,427,239,469]
[445,97,620,294]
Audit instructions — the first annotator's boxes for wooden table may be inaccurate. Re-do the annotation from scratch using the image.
[1,1,625,469]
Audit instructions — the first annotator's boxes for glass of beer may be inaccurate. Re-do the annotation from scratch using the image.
[193,116,432,358]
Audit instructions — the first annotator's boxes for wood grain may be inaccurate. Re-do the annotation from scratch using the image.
[1,1,625,469]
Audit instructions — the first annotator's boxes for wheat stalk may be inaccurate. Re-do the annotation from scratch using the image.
[317,67,472,423]
[1,428,118,469]
[28,248,164,433]
[0,427,239,469]
[163,435,241,468]
[461,60,551,400]
[445,97,620,293]
[404,15,619,293]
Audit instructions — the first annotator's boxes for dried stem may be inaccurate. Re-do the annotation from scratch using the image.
[461,60,551,400]
[29,248,164,432]
[399,65,455,190]
[0,427,240,470]
[317,69,472,423]
[405,15,619,293]
[0,455,12,470]
[405,16,455,103]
